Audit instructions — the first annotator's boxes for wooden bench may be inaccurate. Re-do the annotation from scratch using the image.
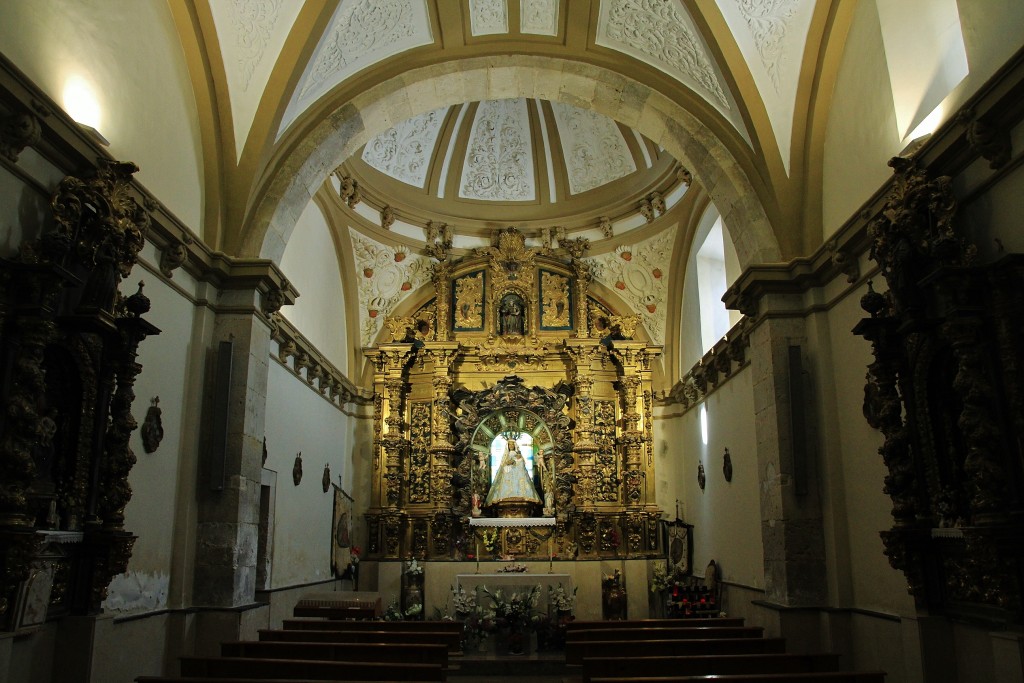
[566,637,788,665]
[258,627,462,654]
[567,626,764,641]
[219,641,448,668]
[579,653,841,682]
[178,656,446,681]
[588,673,886,683]
[568,618,746,630]
[282,618,463,634]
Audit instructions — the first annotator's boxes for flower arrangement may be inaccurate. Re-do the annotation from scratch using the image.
[383,599,422,621]
[496,562,528,573]
[650,562,688,593]
[481,529,499,553]
[405,558,424,576]
[549,584,576,613]
[451,584,477,615]
[482,585,540,631]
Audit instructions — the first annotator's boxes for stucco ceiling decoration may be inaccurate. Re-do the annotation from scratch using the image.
[360,107,447,188]
[585,228,674,344]
[550,101,637,195]
[470,0,509,36]
[597,0,730,110]
[717,0,815,175]
[459,98,536,201]
[278,0,433,137]
[521,0,559,36]
[209,0,302,160]
[350,228,433,346]
[230,0,281,91]
[357,98,649,206]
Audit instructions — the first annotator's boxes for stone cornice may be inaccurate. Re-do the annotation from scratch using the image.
[272,315,374,408]
[660,317,751,411]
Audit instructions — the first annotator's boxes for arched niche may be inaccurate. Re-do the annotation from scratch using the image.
[467,408,555,515]
[452,376,574,520]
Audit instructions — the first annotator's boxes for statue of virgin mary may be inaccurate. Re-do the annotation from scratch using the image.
[484,438,542,510]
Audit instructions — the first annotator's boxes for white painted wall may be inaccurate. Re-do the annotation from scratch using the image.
[656,367,764,591]
[280,202,350,373]
[264,359,354,588]
[106,244,210,613]
[0,0,204,234]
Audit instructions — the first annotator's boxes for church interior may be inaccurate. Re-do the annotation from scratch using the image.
[1,1,1024,682]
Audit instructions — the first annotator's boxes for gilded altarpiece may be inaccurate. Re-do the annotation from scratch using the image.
[365,228,662,562]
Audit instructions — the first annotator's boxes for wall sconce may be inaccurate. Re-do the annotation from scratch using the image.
[62,75,108,146]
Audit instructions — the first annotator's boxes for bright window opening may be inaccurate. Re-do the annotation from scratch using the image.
[876,0,968,142]
[700,404,709,446]
[695,215,741,352]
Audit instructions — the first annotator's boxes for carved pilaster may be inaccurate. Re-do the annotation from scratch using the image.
[566,342,600,510]
[431,262,452,342]
[381,512,403,559]
[571,260,592,338]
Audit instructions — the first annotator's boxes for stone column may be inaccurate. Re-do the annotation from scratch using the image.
[193,274,294,607]
[747,307,827,606]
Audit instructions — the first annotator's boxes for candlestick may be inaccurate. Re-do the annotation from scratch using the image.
[548,537,553,573]
[476,540,480,574]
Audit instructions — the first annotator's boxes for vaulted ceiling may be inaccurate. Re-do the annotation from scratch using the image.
[175,0,847,260]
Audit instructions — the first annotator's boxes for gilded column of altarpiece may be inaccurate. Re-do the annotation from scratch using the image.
[365,228,662,561]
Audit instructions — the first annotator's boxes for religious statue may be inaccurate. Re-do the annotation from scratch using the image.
[499,294,525,335]
[484,438,541,515]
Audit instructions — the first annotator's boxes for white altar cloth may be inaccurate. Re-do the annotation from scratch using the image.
[469,517,556,527]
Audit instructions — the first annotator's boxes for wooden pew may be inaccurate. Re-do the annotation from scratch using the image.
[579,653,841,682]
[291,605,378,620]
[259,627,462,654]
[567,626,764,641]
[568,618,746,630]
[282,618,463,635]
[178,656,446,681]
[219,641,448,668]
[566,637,788,665]
[588,673,886,683]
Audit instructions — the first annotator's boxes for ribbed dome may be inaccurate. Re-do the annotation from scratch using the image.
[339,97,681,233]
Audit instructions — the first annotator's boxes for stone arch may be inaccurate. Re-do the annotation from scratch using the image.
[242,56,781,269]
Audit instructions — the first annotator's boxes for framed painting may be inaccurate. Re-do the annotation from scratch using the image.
[331,485,353,577]
[664,518,693,576]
